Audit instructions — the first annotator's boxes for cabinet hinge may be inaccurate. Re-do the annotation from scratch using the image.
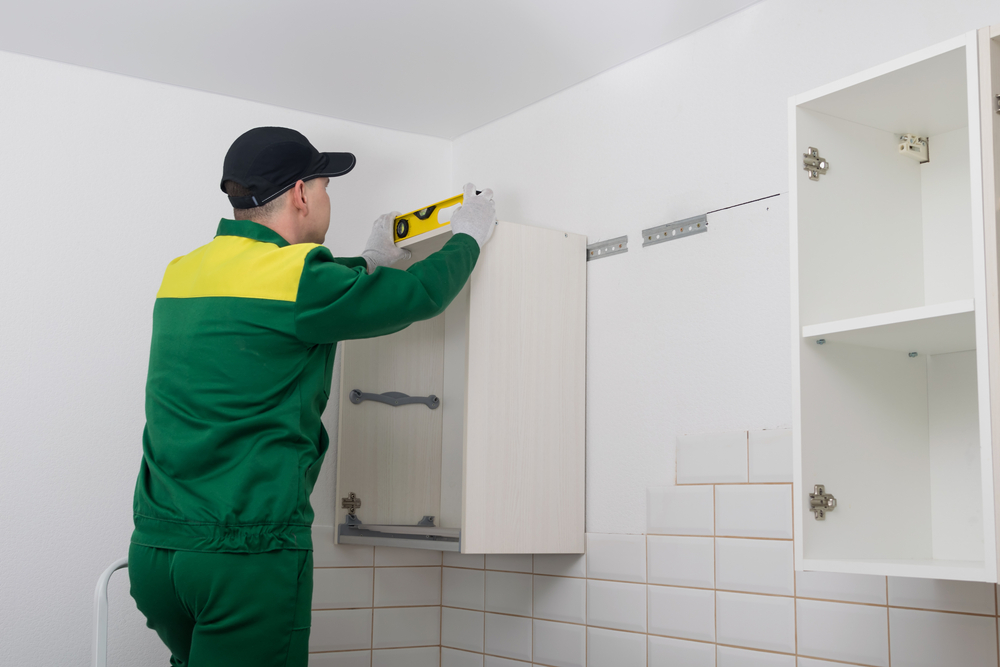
[809,485,837,520]
[341,492,362,514]
[803,147,830,181]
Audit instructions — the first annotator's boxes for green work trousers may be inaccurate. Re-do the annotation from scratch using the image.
[128,543,313,667]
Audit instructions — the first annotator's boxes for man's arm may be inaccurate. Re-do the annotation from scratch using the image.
[293,233,480,344]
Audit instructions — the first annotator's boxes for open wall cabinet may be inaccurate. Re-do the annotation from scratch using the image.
[334,222,587,554]
[791,26,1000,581]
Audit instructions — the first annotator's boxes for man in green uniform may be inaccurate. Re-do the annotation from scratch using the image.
[128,127,496,667]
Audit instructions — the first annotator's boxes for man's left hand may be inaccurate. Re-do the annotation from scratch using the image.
[361,212,411,273]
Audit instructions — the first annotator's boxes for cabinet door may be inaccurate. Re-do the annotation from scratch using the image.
[462,222,587,554]
[980,23,1000,582]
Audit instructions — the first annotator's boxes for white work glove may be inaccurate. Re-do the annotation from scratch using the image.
[361,212,411,273]
[450,183,497,249]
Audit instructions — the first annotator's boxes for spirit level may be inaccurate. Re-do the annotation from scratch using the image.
[393,193,468,245]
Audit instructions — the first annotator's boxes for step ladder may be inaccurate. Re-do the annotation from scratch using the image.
[92,557,128,667]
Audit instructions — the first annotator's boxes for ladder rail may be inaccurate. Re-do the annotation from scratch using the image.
[92,557,128,667]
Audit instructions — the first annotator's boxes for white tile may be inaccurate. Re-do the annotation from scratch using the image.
[797,599,888,667]
[533,575,586,624]
[795,570,886,604]
[312,527,374,567]
[484,612,532,661]
[715,538,793,596]
[588,627,645,667]
[647,486,714,536]
[443,567,486,610]
[441,647,484,667]
[444,552,485,569]
[748,429,793,483]
[371,647,439,667]
[313,567,374,609]
[717,646,795,667]
[796,659,853,667]
[587,580,646,632]
[533,553,586,578]
[715,485,792,539]
[647,635,715,667]
[485,554,532,573]
[484,658,530,667]
[586,533,646,582]
[484,570,532,617]
[888,577,996,615]
[441,607,484,652]
[374,547,441,567]
[372,607,440,649]
[716,591,795,653]
[676,430,748,484]
[374,567,441,607]
[647,585,715,642]
[309,651,371,667]
[310,609,373,652]
[889,608,998,667]
[647,535,714,588]
[533,620,586,667]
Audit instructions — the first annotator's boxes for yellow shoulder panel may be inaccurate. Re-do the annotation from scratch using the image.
[157,236,318,302]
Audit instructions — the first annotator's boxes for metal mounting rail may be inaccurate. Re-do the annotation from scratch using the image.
[338,515,461,552]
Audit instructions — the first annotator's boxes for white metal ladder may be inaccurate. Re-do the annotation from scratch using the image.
[92,557,128,667]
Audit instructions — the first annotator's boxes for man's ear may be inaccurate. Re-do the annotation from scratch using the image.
[290,180,309,215]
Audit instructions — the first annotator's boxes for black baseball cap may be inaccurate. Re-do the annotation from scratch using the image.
[220,127,356,209]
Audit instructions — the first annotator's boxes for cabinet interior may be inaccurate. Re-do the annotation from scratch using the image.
[336,231,467,532]
[795,42,994,578]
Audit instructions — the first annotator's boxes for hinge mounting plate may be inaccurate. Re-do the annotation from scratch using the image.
[803,147,829,181]
[809,484,837,520]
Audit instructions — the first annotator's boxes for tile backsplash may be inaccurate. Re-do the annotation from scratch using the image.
[309,428,1000,666]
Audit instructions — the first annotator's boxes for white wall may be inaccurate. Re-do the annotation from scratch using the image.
[451,0,1000,535]
[0,50,452,666]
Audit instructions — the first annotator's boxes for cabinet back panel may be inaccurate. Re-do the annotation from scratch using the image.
[921,126,974,306]
[337,315,445,526]
[462,222,587,553]
[928,350,984,561]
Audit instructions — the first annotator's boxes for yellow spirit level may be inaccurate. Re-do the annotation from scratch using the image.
[393,193,466,245]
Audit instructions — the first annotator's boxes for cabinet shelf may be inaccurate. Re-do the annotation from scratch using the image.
[801,558,991,583]
[801,299,975,355]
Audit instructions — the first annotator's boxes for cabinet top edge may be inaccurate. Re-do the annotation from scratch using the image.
[788,31,974,109]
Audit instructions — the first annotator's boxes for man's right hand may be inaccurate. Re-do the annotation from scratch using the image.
[450,183,496,249]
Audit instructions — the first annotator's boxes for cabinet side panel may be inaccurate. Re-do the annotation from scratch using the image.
[463,222,587,553]
[441,284,470,530]
[981,27,1000,580]
[337,317,445,526]
[800,340,932,561]
[796,109,925,325]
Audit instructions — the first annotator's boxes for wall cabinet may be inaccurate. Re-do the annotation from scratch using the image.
[791,25,1000,581]
[334,222,587,554]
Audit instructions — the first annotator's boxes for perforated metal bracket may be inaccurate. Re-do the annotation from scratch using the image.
[587,236,628,261]
[350,389,440,409]
[642,215,708,247]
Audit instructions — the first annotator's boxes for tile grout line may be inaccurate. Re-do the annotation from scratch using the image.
[886,577,892,667]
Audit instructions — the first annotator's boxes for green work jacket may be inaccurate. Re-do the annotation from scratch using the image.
[132,218,479,553]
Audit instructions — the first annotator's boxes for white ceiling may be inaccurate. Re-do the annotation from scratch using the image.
[0,0,761,139]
